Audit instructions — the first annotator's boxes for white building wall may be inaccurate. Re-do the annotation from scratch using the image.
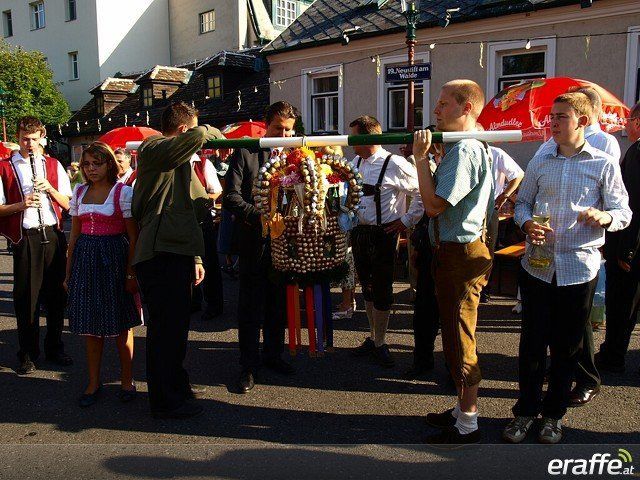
[95,0,170,79]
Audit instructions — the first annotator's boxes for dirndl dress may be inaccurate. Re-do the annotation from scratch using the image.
[67,182,141,337]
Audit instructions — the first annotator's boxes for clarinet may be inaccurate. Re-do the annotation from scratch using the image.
[28,151,50,245]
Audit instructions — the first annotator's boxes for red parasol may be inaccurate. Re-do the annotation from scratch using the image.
[98,126,161,150]
[220,120,266,139]
[478,77,629,142]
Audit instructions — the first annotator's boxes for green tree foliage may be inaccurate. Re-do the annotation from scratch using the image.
[0,40,71,140]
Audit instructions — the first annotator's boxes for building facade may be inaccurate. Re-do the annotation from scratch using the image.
[2,0,313,111]
[1,0,171,110]
[263,0,640,164]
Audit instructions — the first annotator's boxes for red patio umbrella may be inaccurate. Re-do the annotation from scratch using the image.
[478,77,629,142]
[220,120,266,139]
[98,126,161,150]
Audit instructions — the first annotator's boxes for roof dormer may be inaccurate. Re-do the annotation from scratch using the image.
[89,77,137,116]
[135,66,192,108]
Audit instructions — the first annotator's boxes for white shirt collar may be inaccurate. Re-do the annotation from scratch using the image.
[585,123,602,138]
[553,140,598,159]
[363,147,388,163]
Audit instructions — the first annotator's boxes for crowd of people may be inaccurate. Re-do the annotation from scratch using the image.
[0,75,639,445]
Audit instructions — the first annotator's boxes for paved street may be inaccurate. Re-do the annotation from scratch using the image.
[0,236,638,477]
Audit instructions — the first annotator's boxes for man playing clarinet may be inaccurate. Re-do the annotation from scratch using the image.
[0,116,72,375]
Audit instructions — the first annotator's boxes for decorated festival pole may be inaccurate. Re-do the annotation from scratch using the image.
[125,130,522,151]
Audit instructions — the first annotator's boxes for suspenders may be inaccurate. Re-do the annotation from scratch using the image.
[357,153,393,226]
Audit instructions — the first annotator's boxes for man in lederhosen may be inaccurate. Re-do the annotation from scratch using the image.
[0,116,73,375]
[349,116,424,368]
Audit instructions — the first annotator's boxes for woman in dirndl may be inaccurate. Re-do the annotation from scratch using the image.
[65,142,141,407]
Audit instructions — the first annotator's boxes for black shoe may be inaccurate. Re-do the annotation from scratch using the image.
[403,358,435,379]
[46,352,73,366]
[425,426,481,445]
[568,386,600,407]
[238,370,255,393]
[595,352,625,373]
[186,384,207,399]
[201,308,222,321]
[16,356,36,375]
[426,408,457,429]
[79,386,101,408]
[373,344,395,368]
[263,358,296,376]
[351,338,375,357]
[118,385,137,403]
[152,402,204,419]
[480,291,490,304]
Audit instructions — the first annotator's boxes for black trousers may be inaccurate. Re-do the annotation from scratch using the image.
[192,220,223,314]
[412,245,440,367]
[137,253,193,413]
[13,226,67,361]
[352,225,397,311]
[514,269,597,419]
[599,260,640,368]
[237,242,285,371]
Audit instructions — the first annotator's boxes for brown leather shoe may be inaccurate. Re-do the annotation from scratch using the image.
[568,386,600,407]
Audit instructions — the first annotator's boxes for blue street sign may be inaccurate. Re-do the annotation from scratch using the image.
[385,63,432,83]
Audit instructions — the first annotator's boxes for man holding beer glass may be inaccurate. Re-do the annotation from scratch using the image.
[504,93,631,444]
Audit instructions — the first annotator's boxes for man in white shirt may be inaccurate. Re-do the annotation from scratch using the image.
[190,153,224,320]
[114,148,135,185]
[0,116,72,375]
[535,88,621,407]
[349,115,424,368]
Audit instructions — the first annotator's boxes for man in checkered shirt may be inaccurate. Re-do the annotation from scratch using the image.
[503,92,631,445]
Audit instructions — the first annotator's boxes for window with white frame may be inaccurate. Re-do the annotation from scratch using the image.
[274,0,297,29]
[2,11,12,37]
[199,10,215,34]
[66,0,76,21]
[311,76,339,133]
[68,51,78,80]
[302,66,343,135]
[377,53,429,132]
[30,1,45,30]
[624,27,640,108]
[487,38,556,97]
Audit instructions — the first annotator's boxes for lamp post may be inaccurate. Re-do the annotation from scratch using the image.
[401,0,420,133]
[0,87,7,142]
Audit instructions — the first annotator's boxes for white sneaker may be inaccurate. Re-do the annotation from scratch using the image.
[502,416,535,443]
[512,301,522,314]
[538,417,562,444]
[332,307,353,320]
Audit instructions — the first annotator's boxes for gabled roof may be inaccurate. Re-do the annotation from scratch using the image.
[135,65,192,84]
[57,51,270,138]
[262,0,590,54]
[198,50,262,70]
[89,77,137,95]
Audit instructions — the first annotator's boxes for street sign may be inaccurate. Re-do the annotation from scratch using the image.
[385,63,431,83]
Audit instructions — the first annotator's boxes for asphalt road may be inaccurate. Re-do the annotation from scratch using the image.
[0,237,638,479]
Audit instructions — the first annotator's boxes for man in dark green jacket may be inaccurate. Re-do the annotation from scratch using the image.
[133,101,223,419]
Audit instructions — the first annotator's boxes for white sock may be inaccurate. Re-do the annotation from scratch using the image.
[454,410,478,435]
[452,403,460,419]
[365,301,375,340]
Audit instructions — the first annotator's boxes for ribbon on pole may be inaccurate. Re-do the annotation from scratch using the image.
[125,130,522,151]
[304,286,316,356]
[313,284,324,355]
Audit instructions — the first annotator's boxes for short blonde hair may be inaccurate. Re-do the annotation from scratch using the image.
[320,145,343,157]
[554,92,593,119]
[442,80,485,119]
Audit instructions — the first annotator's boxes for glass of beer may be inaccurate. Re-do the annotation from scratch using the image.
[527,201,552,269]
